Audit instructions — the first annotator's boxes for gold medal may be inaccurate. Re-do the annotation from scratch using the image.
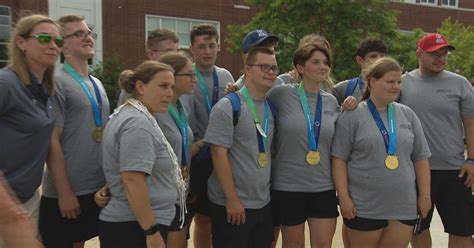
[181,166,189,179]
[92,127,103,143]
[385,155,399,170]
[258,153,268,168]
[306,151,320,166]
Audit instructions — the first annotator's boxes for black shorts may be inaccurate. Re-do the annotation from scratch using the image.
[190,148,213,216]
[343,216,416,231]
[271,190,339,226]
[99,220,169,248]
[210,202,274,248]
[169,203,195,232]
[420,170,474,236]
[38,193,100,247]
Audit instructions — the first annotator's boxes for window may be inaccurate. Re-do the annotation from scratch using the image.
[441,0,457,7]
[146,15,220,48]
[0,6,11,68]
[420,0,437,4]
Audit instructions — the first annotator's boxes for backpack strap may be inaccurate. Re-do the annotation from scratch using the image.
[344,77,361,98]
[224,92,241,127]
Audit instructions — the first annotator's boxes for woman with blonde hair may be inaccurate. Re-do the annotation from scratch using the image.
[99,60,186,248]
[332,57,431,247]
[0,13,62,234]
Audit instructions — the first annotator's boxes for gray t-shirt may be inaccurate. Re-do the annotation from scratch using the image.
[100,106,177,225]
[42,67,110,198]
[154,110,194,170]
[331,101,431,220]
[400,69,474,170]
[267,85,340,192]
[332,78,365,106]
[204,95,274,209]
[234,74,284,89]
[0,68,55,202]
[188,65,234,140]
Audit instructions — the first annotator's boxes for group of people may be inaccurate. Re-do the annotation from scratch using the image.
[0,12,472,248]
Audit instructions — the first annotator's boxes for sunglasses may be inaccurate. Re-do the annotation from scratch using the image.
[25,33,64,48]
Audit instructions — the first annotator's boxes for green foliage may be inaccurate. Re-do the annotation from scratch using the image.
[438,17,474,80]
[388,29,424,72]
[91,54,123,110]
[227,0,399,81]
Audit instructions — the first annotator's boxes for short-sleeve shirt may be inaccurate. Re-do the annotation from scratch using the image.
[204,94,274,209]
[100,106,178,225]
[267,84,340,192]
[331,101,431,220]
[400,69,474,170]
[332,78,365,106]
[188,65,234,140]
[0,68,54,202]
[42,67,110,198]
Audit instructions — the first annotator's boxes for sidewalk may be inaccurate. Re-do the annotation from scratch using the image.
[85,208,459,247]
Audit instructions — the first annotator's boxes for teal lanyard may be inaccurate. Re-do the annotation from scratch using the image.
[298,83,322,152]
[240,86,269,152]
[168,100,189,166]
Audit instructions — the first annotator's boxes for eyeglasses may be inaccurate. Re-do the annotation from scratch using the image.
[25,33,64,47]
[63,30,97,40]
[247,64,279,74]
[175,72,197,80]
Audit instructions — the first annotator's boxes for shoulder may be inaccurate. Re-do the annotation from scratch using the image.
[0,68,21,88]
[441,70,470,85]
[277,73,296,84]
[393,102,416,118]
[267,84,296,100]
[321,90,338,104]
[333,79,349,90]
[214,66,233,77]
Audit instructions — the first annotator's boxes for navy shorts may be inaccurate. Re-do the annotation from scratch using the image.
[99,220,168,248]
[419,170,474,236]
[190,150,213,216]
[271,189,339,226]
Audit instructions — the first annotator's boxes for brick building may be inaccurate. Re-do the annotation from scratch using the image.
[0,0,472,78]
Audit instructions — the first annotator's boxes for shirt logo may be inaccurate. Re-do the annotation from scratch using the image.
[436,89,452,94]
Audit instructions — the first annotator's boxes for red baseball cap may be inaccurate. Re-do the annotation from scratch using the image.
[418,33,455,52]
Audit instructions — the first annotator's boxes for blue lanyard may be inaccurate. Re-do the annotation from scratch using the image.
[367,99,397,155]
[168,100,189,167]
[298,84,322,152]
[240,87,270,153]
[194,64,219,113]
[63,62,102,127]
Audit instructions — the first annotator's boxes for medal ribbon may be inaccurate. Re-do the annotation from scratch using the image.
[64,62,102,128]
[193,64,219,113]
[367,99,397,155]
[239,86,269,154]
[168,100,189,168]
[298,84,322,152]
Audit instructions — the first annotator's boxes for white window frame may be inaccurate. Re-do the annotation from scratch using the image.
[145,15,220,49]
[0,5,11,67]
[420,0,437,6]
[441,0,458,8]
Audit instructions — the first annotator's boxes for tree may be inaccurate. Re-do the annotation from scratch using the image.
[226,0,400,81]
[438,17,474,81]
[91,54,123,109]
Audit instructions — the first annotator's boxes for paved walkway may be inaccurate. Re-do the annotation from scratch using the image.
[86,208,466,247]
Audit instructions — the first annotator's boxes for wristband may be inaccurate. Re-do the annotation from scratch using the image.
[143,223,160,236]
[466,158,474,164]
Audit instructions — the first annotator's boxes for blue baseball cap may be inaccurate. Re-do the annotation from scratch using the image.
[242,29,279,53]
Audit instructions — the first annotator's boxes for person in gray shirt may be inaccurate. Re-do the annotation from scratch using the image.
[269,41,340,248]
[204,47,277,248]
[333,38,387,109]
[186,24,234,248]
[155,52,202,247]
[38,15,110,248]
[99,61,185,248]
[332,57,432,248]
[401,33,474,248]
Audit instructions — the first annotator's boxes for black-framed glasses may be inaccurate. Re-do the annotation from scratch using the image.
[175,72,197,80]
[25,33,64,47]
[247,64,279,74]
[63,30,97,40]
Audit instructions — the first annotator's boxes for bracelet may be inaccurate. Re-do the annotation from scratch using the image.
[143,223,160,236]
[466,158,474,164]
